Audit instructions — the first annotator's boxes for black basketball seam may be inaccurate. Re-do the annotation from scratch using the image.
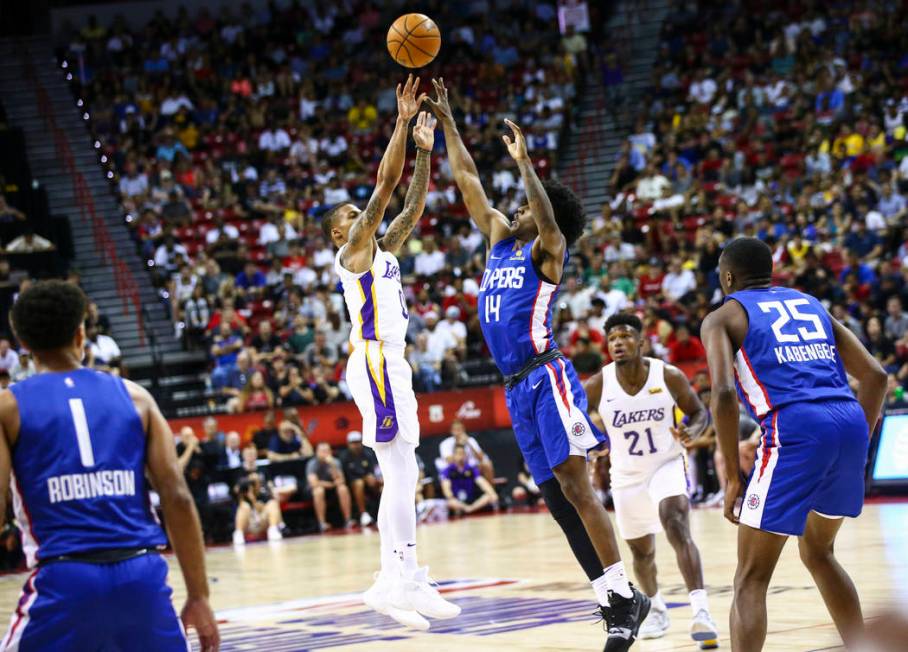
[406,43,419,67]
[405,35,439,59]
[389,23,406,39]
[401,16,437,63]
[403,15,435,42]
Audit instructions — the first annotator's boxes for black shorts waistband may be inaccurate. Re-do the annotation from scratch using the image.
[504,349,564,390]
[37,547,156,567]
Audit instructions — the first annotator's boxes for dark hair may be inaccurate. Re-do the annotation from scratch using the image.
[542,179,586,247]
[604,312,643,334]
[321,203,347,241]
[11,280,88,352]
[721,237,773,281]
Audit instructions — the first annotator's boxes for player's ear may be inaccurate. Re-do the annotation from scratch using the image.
[75,322,86,359]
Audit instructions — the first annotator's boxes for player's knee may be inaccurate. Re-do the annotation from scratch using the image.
[556,475,592,508]
[734,562,773,592]
[662,515,690,545]
[629,543,655,566]
[798,538,834,570]
[539,478,583,533]
[312,486,325,498]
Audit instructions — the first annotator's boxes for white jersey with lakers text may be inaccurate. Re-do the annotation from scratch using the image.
[598,358,682,488]
[335,244,408,347]
[335,243,418,447]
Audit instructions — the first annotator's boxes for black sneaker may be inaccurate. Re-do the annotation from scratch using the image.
[598,586,651,651]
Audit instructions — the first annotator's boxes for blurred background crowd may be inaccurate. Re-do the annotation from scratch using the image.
[0,0,904,550]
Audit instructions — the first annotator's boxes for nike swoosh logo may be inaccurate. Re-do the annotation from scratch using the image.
[532,380,544,389]
[490,255,503,260]
[606,398,617,402]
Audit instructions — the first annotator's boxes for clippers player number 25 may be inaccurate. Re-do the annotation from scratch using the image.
[758,299,826,343]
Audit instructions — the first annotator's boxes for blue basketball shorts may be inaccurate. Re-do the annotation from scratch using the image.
[740,399,869,536]
[1,552,189,651]
[506,357,606,483]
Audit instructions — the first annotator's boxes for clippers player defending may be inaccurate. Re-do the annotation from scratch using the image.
[429,79,649,651]
[585,313,718,647]
[324,76,458,631]
[0,281,219,651]
[701,237,886,651]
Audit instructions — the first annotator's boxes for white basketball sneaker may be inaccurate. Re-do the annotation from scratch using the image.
[690,609,719,643]
[363,569,430,631]
[639,606,671,639]
[394,567,461,620]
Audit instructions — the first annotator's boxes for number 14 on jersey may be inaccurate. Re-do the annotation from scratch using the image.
[484,295,501,323]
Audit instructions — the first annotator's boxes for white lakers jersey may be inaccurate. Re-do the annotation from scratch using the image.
[598,358,682,488]
[335,244,408,347]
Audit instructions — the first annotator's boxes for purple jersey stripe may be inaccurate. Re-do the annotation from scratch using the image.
[367,354,398,442]
[359,271,377,341]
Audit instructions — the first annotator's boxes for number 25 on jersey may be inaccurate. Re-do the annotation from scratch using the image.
[758,299,826,344]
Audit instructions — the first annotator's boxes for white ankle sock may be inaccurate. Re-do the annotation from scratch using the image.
[591,574,610,607]
[651,590,667,612]
[400,542,418,574]
[689,589,709,616]
[381,543,399,573]
[603,561,633,599]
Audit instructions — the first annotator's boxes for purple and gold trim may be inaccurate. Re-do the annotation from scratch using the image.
[365,342,398,442]
[357,271,379,341]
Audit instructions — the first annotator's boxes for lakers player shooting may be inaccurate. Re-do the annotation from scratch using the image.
[702,237,887,651]
[324,76,458,632]
[584,313,718,647]
[428,78,649,651]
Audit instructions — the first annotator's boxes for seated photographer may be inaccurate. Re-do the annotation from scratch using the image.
[232,469,286,546]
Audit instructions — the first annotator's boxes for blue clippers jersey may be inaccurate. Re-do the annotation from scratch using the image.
[478,237,561,376]
[727,286,855,421]
[10,369,166,567]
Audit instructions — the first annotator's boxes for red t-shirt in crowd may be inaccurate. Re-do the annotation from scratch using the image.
[638,273,664,298]
[668,336,706,364]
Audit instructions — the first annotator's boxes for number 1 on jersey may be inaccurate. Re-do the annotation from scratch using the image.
[484,294,501,323]
[68,398,96,468]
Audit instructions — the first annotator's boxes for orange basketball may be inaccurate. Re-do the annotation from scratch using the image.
[387,13,441,68]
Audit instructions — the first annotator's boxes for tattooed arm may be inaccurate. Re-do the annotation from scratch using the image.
[343,76,425,269]
[380,113,436,255]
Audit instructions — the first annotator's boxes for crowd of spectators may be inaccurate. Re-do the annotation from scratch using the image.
[52,0,908,536]
[170,409,511,542]
[65,0,600,411]
[564,0,908,503]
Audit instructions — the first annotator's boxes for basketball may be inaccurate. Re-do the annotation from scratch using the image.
[386,13,441,68]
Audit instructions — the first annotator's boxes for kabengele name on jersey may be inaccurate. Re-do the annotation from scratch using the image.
[772,341,837,365]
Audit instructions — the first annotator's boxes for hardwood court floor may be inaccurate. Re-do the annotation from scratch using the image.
[1,502,904,651]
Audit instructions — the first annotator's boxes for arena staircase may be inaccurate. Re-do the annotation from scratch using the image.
[558,0,672,216]
[0,36,208,414]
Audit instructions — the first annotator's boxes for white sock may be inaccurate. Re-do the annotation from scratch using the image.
[689,589,709,616]
[400,542,418,574]
[381,542,399,574]
[651,590,667,612]
[603,561,633,599]
[591,573,610,607]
